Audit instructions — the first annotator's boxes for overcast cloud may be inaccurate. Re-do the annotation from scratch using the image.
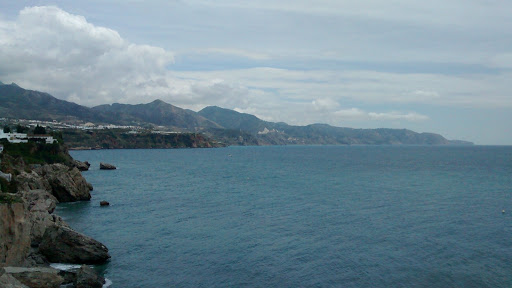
[0,1,511,144]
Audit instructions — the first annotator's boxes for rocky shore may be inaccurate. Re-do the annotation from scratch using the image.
[1,149,109,288]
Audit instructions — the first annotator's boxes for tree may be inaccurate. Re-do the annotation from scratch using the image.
[3,126,10,133]
[34,125,46,135]
[16,124,29,133]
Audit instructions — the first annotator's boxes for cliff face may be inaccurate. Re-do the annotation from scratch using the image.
[0,143,109,287]
[0,202,31,267]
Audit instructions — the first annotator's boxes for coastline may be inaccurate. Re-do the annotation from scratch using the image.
[0,142,110,288]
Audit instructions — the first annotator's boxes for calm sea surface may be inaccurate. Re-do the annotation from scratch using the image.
[58,146,512,287]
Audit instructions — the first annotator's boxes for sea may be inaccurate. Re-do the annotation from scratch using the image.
[55,145,512,287]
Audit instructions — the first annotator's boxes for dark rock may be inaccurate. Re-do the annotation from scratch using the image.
[58,269,77,286]
[39,225,110,264]
[34,164,91,202]
[3,267,63,288]
[73,160,90,171]
[99,201,109,207]
[87,182,93,191]
[75,265,105,288]
[99,162,116,170]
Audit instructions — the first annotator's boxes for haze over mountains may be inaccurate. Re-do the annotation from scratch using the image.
[0,82,472,145]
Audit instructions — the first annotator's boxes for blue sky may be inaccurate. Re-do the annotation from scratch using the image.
[1,1,511,144]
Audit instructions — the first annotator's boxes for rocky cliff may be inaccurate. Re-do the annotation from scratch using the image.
[0,145,109,288]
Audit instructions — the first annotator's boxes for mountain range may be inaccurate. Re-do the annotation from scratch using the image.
[0,82,473,146]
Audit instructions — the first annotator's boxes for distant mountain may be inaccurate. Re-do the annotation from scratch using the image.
[92,100,221,131]
[198,106,472,145]
[198,106,280,133]
[0,83,103,123]
[0,83,219,131]
[0,82,473,145]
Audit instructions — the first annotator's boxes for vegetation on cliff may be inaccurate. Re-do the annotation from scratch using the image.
[61,128,225,149]
[0,141,73,166]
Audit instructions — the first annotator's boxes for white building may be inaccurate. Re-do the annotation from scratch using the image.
[0,131,55,144]
[30,135,56,144]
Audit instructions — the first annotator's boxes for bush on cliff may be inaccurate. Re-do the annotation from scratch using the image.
[1,141,73,165]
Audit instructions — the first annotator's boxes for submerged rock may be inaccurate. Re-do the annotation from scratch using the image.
[39,225,110,264]
[99,201,109,207]
[99,163,116,170]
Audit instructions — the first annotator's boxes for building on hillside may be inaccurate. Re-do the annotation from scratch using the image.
[29,134,56,144]
[0,130,28,143]
[0,131,55,144]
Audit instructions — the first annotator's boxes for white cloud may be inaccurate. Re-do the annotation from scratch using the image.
[189,48,270,60]
[312,98,340,111]
[334,108,367,120]
[368,112,429,121]
[333,108,428,122]
[0,6,176,106]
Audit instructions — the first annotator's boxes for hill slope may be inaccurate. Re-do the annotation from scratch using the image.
[198,106,470,145]
[0,83,102,123]
[92,100,221,131]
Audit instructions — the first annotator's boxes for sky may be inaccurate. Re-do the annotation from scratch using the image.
[0,1,511,144]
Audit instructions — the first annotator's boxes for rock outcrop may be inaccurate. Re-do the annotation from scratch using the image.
[15,171,51,193]
[34,164,91,202]
[0,268,29,288]
[3,267,63,288]
[20,189,58,214]
[39,225,110,264]
[99,162,116,170]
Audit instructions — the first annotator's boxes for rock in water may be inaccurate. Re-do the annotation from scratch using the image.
[39,225,110,264]
[99,162,116,170]
[73,160,90,171]
[75,265,105,288]
[99,201,109,207]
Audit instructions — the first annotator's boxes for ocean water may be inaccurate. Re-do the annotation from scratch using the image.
[57,146,512,287]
